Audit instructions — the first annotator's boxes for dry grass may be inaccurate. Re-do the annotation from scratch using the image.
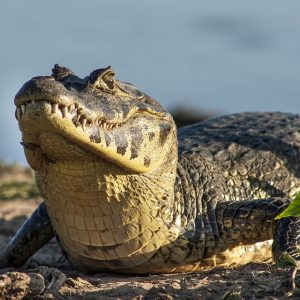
[0,161,40,201]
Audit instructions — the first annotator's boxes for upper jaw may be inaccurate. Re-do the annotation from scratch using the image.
[15,76,75,107]
[15,98,122,132]
[14,75,172,130]
[14,76,131,130]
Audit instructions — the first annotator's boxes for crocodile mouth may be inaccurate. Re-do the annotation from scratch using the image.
[15,97,171,135]
[15,98,175,173]
[15,99,122,132]
[14,68,176,173]
[14,98,134,164]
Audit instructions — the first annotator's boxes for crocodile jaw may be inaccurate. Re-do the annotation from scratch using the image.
[13,66,181,272]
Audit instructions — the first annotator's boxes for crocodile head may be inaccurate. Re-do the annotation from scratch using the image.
[14,65,180,270]
[14,65,177,173]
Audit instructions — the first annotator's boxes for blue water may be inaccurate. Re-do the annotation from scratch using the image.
[1,0,300,163]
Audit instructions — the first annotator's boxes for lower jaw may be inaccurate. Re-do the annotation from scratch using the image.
[22,133,97,170]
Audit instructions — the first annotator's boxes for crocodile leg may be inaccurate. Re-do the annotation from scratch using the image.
[215,197,300,262]
[0,202,54,268]
[273,216,300,261]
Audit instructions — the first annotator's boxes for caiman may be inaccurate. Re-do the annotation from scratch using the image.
[1,64,300,274]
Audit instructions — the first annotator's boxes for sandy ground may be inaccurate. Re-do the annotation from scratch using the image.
[0,200,300,300]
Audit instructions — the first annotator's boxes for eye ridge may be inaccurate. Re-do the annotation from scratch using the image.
[88,67,116,93]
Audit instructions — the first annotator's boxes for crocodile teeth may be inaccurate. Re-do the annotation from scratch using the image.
[16,108,21,120]
[69,104,75,112]
[52,103,58,113]
[17,100,122,131]
[61,106,67,118]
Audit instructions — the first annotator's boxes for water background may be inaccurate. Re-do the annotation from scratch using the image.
[1,0,300,164]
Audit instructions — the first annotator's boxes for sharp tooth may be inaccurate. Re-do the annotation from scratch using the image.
[21,105,25,114]
[52,103,58,113]
[103,122,107,129]
[15,108,21,120]
[69,104,75,111]
[98,120,102,126]
[61,106,67,117]
[82,118,87,128]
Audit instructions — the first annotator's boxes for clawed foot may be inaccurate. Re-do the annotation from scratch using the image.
[35,266,66,295]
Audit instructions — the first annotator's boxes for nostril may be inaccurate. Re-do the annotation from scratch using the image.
[52,64,73,81]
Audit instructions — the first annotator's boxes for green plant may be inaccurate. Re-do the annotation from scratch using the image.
[275,193,300,220]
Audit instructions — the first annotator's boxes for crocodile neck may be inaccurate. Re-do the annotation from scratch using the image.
[35,136,181,271]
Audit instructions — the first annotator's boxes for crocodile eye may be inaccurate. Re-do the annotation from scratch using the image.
[102,71,115,90]
[88,67,116,93]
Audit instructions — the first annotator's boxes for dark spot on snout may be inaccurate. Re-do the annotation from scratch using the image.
[100,99,116,119]
[90,134,101,143]
[105,133,112,146]
[144,156,151,167]
[121,103,130,119]
[148,132,155,141]
[115,132,128,155]
[159,124,172,146]
[130,127,143,159]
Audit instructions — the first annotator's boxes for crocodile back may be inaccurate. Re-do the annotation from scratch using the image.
[178,112,300,201]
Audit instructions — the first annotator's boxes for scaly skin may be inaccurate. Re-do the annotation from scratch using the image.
[1,65,300,274]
